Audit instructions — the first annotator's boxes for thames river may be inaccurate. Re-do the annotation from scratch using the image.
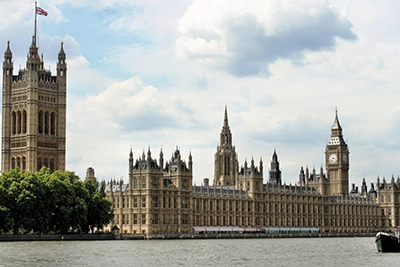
[0,237,398,266]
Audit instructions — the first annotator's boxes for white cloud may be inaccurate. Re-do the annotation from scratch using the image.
[176,0,357,76]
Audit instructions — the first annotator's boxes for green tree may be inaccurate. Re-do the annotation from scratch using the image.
[0,167,113,235]
[84,179,114,233]
[17,171,51,233]
[0,184,12,233]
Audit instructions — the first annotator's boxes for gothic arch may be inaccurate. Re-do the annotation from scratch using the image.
[50,158,55,171]
[37,157,42,171]
[12,111,16,134]
[50,112,55,135]
[22,110,27,133]
[44,111,49,134]
[38,110,43,134]
[17,110,21,134]
[43,157,48,168]
[22,156,26,171]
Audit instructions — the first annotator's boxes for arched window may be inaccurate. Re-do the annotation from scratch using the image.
[50,112,55,135]
[17,110,21,134]
[22,110,27,133]
[11,157,16,169]
[12,111,16,134]
[22,156,26,172]
[37,157,42,171]
[50,158,54,172]
[44,112,49,134]
[43,158,48,168]
[17,157,21,169]
[38,111,43,134]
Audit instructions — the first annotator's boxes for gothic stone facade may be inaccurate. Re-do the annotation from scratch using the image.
[2,38,67,173]
[106,108,399,234]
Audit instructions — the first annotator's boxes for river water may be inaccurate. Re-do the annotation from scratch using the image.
[0,237,398,266]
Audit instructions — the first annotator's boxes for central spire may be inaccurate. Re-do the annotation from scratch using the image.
[214,106,238,187]
[220,106,232,146]
[224,105,229,128]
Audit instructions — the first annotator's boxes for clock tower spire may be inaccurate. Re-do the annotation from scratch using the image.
[325,109,349,196]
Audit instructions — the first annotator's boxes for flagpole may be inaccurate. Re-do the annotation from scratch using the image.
[34,1,37,45]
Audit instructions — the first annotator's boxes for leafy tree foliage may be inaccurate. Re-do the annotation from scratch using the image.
[0,167,114,234]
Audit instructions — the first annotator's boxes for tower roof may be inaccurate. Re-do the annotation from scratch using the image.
[219,106,233,147]
[223,105,229,129]
[331,108,342,131]
[4,40,12,59]
[327,108,346,146]
[58,41,66,59]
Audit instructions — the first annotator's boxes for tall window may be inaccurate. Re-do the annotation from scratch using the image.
[50,158,55,172]
[44,112,49,134]
[12,111,16,134]
[50,112,55,135]
[22,156,26,171]
[22,110,27,133]
[17,111,21,134]
[37,158,42,171]
[38,111,43,133]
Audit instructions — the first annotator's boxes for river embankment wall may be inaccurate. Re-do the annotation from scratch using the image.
[0,232,376,241]
[0,234,115,242]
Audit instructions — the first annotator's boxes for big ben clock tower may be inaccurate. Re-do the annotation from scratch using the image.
[325,109,349,196]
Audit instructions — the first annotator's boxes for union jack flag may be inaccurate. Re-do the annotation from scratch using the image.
[36,7,48,16]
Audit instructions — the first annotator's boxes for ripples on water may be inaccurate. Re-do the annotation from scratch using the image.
[0,237,398,267]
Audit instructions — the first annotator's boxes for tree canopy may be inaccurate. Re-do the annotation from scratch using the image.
[0,167,113,234]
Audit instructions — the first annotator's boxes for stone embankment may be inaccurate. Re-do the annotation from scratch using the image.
[120,232,376,240]
[0,234,115,242]
[0,232,375,241]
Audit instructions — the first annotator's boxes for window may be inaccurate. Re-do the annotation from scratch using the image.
[12,111,16,134]
[181,198,188,209]
[152,196,158,208]
[44,112,49,134]
[152,214,158,224]
[142,197,146,208]
[50,112,55,135]
[181,214,188,224]
[182,180,188,190]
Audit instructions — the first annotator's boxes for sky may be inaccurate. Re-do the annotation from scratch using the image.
[1,0,400,189]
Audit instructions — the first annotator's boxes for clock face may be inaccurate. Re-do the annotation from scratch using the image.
[343,154,347,163]
[329,153,337,163]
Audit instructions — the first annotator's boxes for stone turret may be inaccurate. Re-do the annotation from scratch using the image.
[269,149,281,185]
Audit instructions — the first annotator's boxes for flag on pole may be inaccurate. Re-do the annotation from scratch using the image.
[36,6,48,16]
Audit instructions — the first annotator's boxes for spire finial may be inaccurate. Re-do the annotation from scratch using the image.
[332,108,342,130]
[223,105,229,128]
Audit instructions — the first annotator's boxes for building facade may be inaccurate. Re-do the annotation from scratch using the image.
[2,38,67,173]
[106,108,399,234]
